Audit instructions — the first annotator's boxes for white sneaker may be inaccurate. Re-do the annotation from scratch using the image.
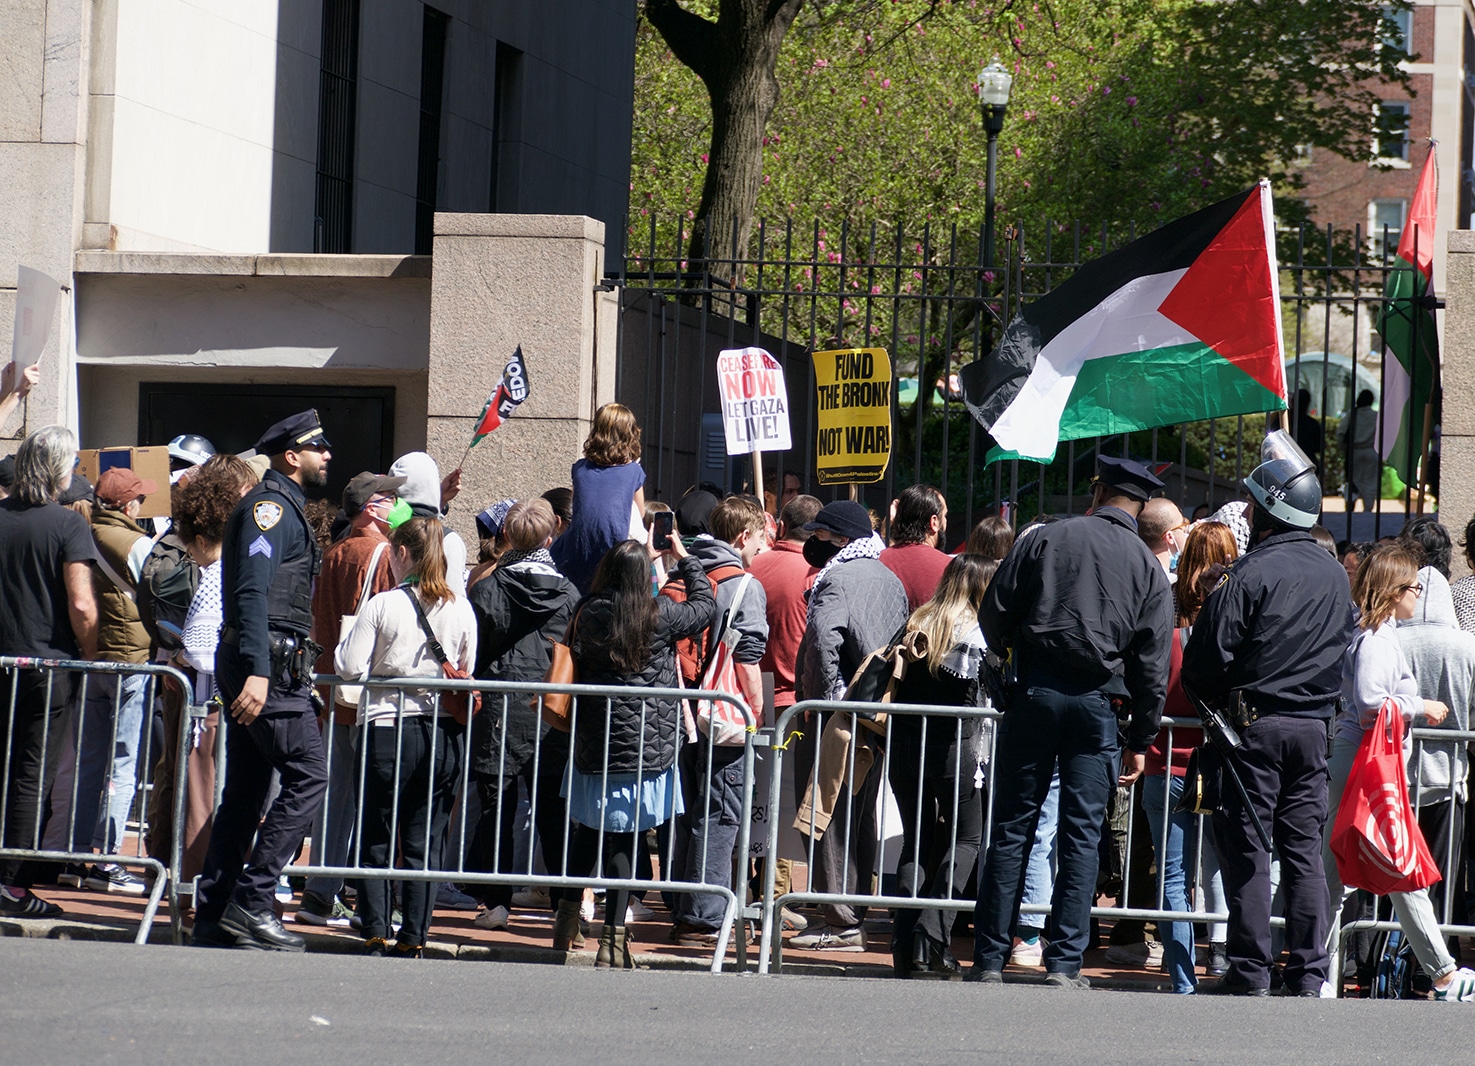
[474,904,510,931]
[1010,935,1044,967]
[1435,967,1475,1003]
[579,897,595,923]
[626,898,654,922]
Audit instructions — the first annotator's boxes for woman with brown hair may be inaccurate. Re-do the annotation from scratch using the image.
[1322,544,1475,1001]
[1140,519,1237,992]
[336,516,477,957]
[551,403,647,594]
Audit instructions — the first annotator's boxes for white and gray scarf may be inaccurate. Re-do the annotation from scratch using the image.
[804,531,886,626]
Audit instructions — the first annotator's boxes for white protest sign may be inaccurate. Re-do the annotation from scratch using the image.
[716,347,792,456]
[11,265,62,368]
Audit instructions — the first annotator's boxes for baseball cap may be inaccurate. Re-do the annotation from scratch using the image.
[95,467,158,508]
[342,471,407,515]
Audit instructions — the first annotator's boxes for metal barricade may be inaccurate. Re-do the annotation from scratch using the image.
[283,675,756,973]
[1,656,196,945]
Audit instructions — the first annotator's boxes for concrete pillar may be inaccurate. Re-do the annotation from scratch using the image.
[1,0,91,440]
[1443,231,1475,578]
[426,213,617,539]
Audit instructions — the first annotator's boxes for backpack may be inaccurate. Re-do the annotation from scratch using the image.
[659,563,744,684]
[136,533,200,652]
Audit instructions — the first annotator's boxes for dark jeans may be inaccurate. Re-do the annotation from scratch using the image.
[800,723,882,930]
[358,717,465,947]
[671,740,745,931]
[196,653,328,921]
[1,670,76,886]
[1417,798,1467,929]
[974,680,1119,975]
[888,721,984,953]
[473,728,574,909]
[1213,713,1330,993]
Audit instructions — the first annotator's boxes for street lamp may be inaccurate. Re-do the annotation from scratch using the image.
[976,57,1014,268]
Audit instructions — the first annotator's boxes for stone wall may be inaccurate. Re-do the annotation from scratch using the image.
[1442,230,1475,578]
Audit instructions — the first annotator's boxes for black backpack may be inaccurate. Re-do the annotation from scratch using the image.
[137,533,199,652]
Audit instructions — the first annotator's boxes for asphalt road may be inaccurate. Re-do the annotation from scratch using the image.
[1,937,1466,1064]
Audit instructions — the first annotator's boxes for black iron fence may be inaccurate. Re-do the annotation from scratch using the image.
[610,214,1437,545]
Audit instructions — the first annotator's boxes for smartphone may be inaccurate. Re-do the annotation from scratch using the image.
[653,510,675,550]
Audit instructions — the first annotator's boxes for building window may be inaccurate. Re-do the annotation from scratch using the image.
[1370,198,1407,260]
[1381,5,1413,54]
[314,0,361,253]
[414,7,450,256]
[1375,101,1411,163]
[489,41,524,213]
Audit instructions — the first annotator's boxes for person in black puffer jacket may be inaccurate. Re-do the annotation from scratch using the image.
[564,531,714,967]
[467,499,579,932]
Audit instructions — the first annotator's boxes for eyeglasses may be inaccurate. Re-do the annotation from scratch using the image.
[1403,583,1424,595]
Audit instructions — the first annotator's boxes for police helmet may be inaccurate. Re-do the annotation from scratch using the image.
[167,433,216,467]
[1244,458,1322,531]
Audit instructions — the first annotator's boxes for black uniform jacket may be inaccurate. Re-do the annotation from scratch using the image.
[221,468,318,678]
[979,505,1173,752]
[1181,529,1354,718]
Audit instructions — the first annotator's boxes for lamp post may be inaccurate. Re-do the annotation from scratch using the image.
[976,57,1014,268]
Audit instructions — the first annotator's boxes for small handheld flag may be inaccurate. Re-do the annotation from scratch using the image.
[458,346,531,468]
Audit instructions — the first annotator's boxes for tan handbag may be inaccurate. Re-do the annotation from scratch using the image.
[538,606,582,731]
[335,542,388,708]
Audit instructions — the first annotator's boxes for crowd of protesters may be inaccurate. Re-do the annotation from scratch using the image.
[2,402,1474,999]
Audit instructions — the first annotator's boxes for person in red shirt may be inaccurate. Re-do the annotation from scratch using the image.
[748,493,820,931]
[878,484,951,611]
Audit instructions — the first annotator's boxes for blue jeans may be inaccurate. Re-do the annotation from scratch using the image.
[671,741,745,931]
[1017,772,1060,936]
[1141,773,1197,993]
[54,672,151,855]
[974,681,1120,975]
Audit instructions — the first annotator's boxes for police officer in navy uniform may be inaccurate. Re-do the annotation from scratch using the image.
[1182,432,1354,996]
[193,411,332,950]
[969,456,1174,987]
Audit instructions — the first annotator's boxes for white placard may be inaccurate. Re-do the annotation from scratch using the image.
[11,265,61,368]
[716,346,792,456]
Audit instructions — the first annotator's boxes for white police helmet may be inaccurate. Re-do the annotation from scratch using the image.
[1243,429,1321,530]
[167,433,216,467]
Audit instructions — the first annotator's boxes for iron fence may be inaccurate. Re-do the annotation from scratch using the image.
[612,215,1437,544]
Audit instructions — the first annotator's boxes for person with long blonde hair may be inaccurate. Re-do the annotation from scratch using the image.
[336,516,477,958]
[551,402,647,594]
[886,553,998,978]
[1322,544,1475,1001]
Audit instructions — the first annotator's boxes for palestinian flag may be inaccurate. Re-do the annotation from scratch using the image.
[1376,144,1440,488]
[961,182,1286,463]
[469,345,531,448]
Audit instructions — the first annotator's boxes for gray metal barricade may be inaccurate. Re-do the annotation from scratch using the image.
[285,675,756,973]
[1,656,196,945]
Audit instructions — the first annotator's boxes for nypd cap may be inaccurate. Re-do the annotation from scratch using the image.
[1094,455,1165,502]
[254,409,332,456]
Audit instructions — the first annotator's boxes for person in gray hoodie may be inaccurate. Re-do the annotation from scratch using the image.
[388,451,469,597]
[1396,564,1473,923]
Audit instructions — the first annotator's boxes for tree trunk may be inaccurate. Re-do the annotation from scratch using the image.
[645,0,804,289]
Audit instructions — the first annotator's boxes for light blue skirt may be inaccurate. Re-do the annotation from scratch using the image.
[563,763,682,833]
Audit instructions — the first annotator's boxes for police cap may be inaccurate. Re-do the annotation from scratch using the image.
[1093,455,1164,502]
[254,409,332,457]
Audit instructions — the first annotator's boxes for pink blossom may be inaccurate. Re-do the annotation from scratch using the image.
[881,78,891,89]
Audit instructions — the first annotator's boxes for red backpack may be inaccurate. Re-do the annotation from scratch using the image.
[659,564,744,684]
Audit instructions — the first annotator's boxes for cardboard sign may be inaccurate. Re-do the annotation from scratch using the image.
[77,447,173,519]
[717,347,792,456]
[812,347,892,485]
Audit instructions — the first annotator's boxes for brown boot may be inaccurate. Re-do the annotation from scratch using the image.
[553,898,585,951]
[595,925,637,969]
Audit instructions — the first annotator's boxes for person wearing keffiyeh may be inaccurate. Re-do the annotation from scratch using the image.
[465,499,580,935]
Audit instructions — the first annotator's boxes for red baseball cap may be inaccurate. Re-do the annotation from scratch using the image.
[95,467,159,508]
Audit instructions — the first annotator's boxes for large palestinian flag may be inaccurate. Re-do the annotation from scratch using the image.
[1376,144,1439,488]
[961,182,1286,463]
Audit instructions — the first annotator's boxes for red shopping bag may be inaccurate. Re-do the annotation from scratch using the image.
[1329,699,1442,895]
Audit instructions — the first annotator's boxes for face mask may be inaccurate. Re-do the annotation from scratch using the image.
[1169,550,1181,573]
[803,537,842,568]
[386,497,413,529]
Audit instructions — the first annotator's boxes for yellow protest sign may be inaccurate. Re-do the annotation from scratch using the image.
[812,347,892,485]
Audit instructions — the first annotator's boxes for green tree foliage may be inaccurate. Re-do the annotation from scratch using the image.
[632,0,1412,248]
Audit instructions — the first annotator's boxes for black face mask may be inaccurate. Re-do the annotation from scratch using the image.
[803,536,843,568]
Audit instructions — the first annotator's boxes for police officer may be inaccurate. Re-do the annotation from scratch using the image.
[1182,432,1353,996]
[192,411,331,950]
[969,456,1173,987]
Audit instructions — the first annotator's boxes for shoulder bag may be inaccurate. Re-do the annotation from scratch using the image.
[404,587,480,725]
[538,605,583,732]
[335,542,388,709]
